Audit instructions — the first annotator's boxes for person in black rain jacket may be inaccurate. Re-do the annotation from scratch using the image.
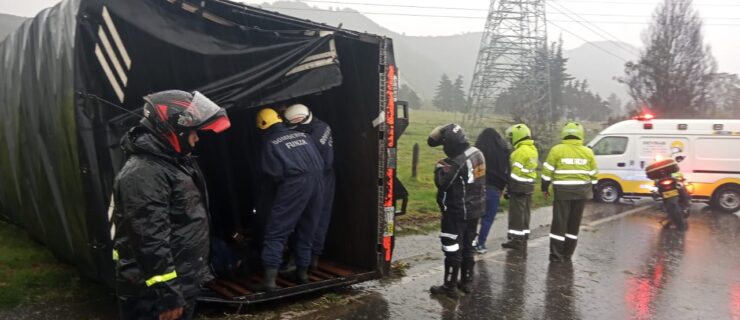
[427,123,486,298]
[112,90,231,320]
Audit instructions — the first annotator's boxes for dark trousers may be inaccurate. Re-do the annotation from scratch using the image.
[507,192,532,240]
[477,187,501,247]
[440,213,478,267]
[311,170,335,257]
[549,198,587,261]
[262,173,324,269]
[118,297,195,320]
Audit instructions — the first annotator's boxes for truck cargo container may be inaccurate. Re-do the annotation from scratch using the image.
[0,0,409,305]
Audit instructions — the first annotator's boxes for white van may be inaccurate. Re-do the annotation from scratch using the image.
[587,117,740,212]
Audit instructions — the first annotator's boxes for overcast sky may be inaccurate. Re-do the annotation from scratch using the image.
[2,0,739,73]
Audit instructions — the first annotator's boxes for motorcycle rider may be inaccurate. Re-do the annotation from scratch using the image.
[112,90,231,320]
[501,124,539,251]
[541,122,598,262]
[428,123,486,297]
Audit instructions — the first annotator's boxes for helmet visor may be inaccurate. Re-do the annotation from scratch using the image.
[176,91,223,128]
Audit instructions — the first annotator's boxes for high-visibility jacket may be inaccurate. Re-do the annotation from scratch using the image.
[509,139,538,185]
[541,139,598,186]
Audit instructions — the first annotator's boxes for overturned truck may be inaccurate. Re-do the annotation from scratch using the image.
[0,0,408,304]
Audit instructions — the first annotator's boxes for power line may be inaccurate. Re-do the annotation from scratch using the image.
[548,0,641,55]
[303,0,485,11]
[300,0,740,11]
[547,20,680,87]
[557,0,740,6]
[546,20,632,63]
[302,0,740,20]
[267,6,740,26]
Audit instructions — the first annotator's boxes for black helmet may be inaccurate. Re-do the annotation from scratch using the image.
[428,123,469,157]
[141,90,231,154]
[428,123,467,147]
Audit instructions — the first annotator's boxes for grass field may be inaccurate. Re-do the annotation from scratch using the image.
[0,220,108,309]
[394,110,554,235]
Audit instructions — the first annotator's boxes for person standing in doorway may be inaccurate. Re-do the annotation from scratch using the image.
[255,108,324,291]
[283,104,335,270]
[473,128,510,254]
[501,124,538,251]
[541,122,598,262]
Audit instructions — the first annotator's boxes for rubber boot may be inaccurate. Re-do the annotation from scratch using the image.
[430,263,461,298]
[295,267,310,284]
[278,256,297,276]
[549,239,566,263]
[501,238,525,250]
[258,268,278,292]
[563,238,578,261]
[458,260,475,294]
[309,255,320,271]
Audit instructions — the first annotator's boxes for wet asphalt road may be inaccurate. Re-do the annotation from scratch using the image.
[303,205,740,320]
[2,203,738,319]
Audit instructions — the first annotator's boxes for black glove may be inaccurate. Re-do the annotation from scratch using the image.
[541,180,551,193]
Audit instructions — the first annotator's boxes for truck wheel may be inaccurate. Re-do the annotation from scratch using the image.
[710,185,740,213]
[596,180,621,203]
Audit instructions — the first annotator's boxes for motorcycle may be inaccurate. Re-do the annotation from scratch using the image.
[646,158,691,231]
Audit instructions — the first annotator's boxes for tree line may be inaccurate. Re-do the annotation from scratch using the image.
[401,0,739,120]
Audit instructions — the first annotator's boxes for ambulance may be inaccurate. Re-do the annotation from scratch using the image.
[587,115,740,212]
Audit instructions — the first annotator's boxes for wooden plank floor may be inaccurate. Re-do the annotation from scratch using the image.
[206,260,360,300]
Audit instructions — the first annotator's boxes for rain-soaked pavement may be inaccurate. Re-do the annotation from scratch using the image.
[299,205,740,320]
[2,203,738,319]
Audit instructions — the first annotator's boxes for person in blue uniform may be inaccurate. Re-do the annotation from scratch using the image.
[256,108,324,291]
[284,104,335,270]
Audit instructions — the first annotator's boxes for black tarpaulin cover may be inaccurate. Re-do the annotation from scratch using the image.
[0,0,346,283]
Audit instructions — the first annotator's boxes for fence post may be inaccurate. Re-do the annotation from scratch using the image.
[411,143,419,178]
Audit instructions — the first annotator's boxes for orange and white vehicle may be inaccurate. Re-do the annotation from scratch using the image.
[587,115,740,213]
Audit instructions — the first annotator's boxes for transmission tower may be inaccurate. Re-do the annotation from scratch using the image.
[467,0,552,127]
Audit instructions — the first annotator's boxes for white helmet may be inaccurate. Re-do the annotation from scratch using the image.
[284,104,313,125]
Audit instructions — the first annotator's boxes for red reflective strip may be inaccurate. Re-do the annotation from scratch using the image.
[384,168,394,207]
[200,116,231,133]
[156,104,169,120]
[385,65,396,148]
[383,236,392,261]
[170,100,191,108]
[166,132,181,153]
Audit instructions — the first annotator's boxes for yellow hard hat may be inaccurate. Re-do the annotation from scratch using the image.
[256,108,282,130]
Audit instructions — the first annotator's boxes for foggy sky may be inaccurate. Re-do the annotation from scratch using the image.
[2,0,739,74]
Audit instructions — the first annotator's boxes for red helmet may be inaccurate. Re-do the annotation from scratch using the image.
[141,90,230,154]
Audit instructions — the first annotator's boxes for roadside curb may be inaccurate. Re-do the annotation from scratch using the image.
[583,205,651,228]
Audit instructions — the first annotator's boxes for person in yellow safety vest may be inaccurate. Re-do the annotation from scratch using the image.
[541,122,598,262]
[501,124,538,251]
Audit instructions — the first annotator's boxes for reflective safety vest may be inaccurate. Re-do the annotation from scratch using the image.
[509,139,538,184]
[542,140,598,185]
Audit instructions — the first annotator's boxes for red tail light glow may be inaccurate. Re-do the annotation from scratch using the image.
[633,113,655,121]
